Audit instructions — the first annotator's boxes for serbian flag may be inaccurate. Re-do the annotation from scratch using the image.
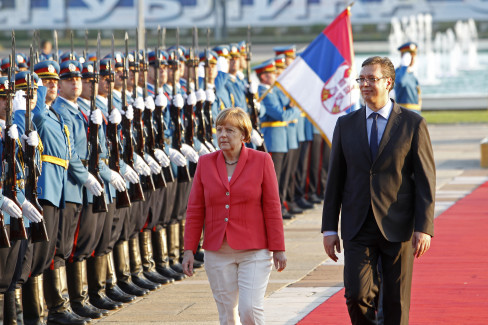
[276,7,359,145]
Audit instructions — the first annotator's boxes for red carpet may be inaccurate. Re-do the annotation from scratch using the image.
[299,182,488,324]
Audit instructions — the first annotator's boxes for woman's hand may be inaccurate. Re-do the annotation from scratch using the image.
[182,250,195,277]
[273,251,287,272]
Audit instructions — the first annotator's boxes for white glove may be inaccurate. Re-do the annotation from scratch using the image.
[121,105,134,120]
[144,153,162,175]
[168,148,187,167]
[251,129,264,147]
[133,96,144,110]
[401,52,412,67]
[216,56,229,73]
[195,89,206,102]
[205,141,216,152]
[249,81,258,95]
[186,92,197,106]
[110,170,127,192]
[13,90,26,112]
[154,149,170,167]
[144,96,155,112]
[1,197,22,219]
[21,131,39,147]
[255,100,261,113]
[205,89,216,104]
[84,172,103,196]
[22,200,43,223]
[155,93,168,107]
[123,165,140,184]
[109,108,122,125]
[37,78,43,87]
[7,124,19,140]
[198,145,210,156]
[180,143,199,163]
[133,154,151,176]
[89,108,103,125]
[236,70,245,81]
[172,94,184,108]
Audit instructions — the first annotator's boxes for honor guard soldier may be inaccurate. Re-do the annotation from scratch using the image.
[255,59,300,219]
[395,42,421,113]
[51,59,104,324]
[212,45,234,108]
[0,75,39,325]
[273,45,296,67]
[225,44,247,111]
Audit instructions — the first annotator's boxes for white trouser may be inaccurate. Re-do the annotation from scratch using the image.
[204,239,273,325]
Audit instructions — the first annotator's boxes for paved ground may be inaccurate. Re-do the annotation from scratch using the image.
[95,123,488,325]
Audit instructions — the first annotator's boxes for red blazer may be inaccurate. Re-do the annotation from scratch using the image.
[184,145,285,253]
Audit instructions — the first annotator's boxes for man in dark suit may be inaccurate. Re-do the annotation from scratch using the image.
[321,56,435,325]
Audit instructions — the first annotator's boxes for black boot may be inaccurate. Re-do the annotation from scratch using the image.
[4,290,18,325]
[113,241,149,297]
[178,220,203,269]
[295,197,314,210]
[105,252,136,303]
[308,193,323,204]
[167,223,186,275]
[66,260,108,319]
[128,237,161,291]
[43,266,91,325]
[152,226,186,281]
[86,255,122,311]
[22,275,45,325]
[282,207,296,220]
[139,230,173,285]
[286,201,304,215]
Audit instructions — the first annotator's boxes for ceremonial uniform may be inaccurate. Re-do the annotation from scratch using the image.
[394,42,421,113]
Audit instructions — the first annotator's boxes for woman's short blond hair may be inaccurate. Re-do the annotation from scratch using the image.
[215,107,252,143]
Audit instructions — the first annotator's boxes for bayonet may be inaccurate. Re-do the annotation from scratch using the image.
[53,30,59,63]
[84,29,88,61]
[70,30,74,60]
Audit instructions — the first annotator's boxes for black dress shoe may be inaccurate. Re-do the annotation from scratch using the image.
[282,211,296,220]
[193,259,204,269]
[309,193,323,204]
[131,275,162,291]
[296,197,314,209]
[89,294,122,311]
[143,270,174,285]
[169,263,185,275]
[287,202,304,215]
[194,251,204,263]
[106,285,137,303]
[117,281,149,297]
[47,310,91,325]
[71,302,108,319]
[156,266,186,281]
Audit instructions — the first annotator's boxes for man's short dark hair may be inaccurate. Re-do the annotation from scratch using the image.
[362,56,395,91]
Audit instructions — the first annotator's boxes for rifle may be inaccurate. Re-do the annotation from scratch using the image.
[122,33,145,202]
[88,33,108,213]
[170,28,190,183]
[107,36,131,209]
[53,30,59,63]
[202,28,215,147]
[245,26,267,152]
[4,32,27,243]
[153,26,174,183]
[132,30,155,192]
[141,37,166,189]
[23,46,48,243]
[183,39,197,177]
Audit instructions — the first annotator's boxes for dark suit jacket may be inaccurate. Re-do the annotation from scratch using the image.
[321,101,435,242]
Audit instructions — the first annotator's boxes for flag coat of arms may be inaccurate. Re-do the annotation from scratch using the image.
[276,7,359,145]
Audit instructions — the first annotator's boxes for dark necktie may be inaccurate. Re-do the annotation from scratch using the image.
[370,112,379,160]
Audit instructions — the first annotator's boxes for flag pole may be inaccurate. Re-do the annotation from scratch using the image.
[257,82,276,103]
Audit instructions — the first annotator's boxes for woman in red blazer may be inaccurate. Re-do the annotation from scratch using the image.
[182,107,286,324]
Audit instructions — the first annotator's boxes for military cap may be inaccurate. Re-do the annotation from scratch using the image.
[198,51,218,65]
[253,59,276,75]
[167,49,186,65]
[34,60,60,80]
[1,57,17,73]
[128,51,143,68]
[238,41,247,55]
[59,60,82,79]
[99,58,114,77]
[0,77,9,97]
[16,53,28,69]
[103,52,124,68]
[213,45,230,58]
[398,42,418,53]
[148,50,168,66]
[273,45,296,58]
[167,46,186,59]
[81,61,95,79]
[85,52,97,62]
[15,71,39,90]
[60,51,80,63]
[229,44,240,58]
[274,54,286,69]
